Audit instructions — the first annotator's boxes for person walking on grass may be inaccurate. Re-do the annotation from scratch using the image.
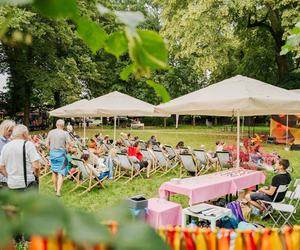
[46,119,70,197]
[0,120,15,187]
[0,125,40,191]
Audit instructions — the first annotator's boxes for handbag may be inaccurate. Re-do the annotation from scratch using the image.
[23,141,39,191]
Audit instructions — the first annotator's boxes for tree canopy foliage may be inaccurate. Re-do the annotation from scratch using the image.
[0,0,299,125]
[0,0,173,124]
[157,0,300,86]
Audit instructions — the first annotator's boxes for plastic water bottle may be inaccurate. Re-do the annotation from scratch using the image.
[188,219,197,228]
[251,207,260,216]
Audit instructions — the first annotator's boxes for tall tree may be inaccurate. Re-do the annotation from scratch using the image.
[157,0,300,85]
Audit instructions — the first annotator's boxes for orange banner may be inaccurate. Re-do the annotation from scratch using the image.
[270,115,300,144]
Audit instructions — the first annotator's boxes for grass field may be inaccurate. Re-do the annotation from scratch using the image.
[40,125,300,226]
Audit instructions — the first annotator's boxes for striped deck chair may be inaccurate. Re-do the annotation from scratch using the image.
[179,153,198,177]
[153,149,178,176]
[193,149,214,173]
[216,151,233,169]
[69,159,106,195]
[139,141,147,150]
[164,145,177,160]
[141,149,156,174]
[39,152,51,178]
[152,144,160,151]
[114,153,143,183]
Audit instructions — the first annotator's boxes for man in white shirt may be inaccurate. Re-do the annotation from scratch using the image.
[0,125,40,190]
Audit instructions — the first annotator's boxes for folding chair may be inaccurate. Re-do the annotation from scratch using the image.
[258,184,290,220]
[285,179,300,200]
[139,141,147,150]
[193,149,213,173]
[164,145,177,160]
[152,144,160,151]
[69,160,106,195]
[39,153,52,178]
[153,149,178,176]
[179,153,198,177]
[268,185,300,228]
[123,139,131,147]
[141,149,156,174]
[114,153,144,183]
[216,151,233,170]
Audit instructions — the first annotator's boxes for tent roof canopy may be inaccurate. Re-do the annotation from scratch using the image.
[67,91,168,117]
[49,99,95,118]
[156,75,300,117]
[50,91,169,118]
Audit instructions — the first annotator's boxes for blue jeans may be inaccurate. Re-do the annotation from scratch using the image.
[98,171,109,180]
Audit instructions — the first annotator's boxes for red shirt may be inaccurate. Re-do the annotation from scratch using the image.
[128,147,143,161]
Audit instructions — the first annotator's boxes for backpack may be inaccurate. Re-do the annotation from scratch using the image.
[217,215,239,229]
[226,201,245,222]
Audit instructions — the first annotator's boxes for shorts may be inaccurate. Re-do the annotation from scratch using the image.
[250,192,272,202]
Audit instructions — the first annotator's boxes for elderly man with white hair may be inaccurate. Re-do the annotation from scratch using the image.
[0,120,15,187]
[0,124,40,190]
[46,119,71,197]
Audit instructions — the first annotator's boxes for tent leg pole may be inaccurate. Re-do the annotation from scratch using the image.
[83,116,86,146]
[285,115,289,150]
[113,116,117,148]
[237,112,240,168]
[242,116,244,139]
[176,114,179,129]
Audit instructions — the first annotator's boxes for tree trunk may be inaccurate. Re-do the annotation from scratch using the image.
[214,117,218,125]
[54,91,61,109]
[23,46,34,127]
[53,91,61,128]
[23,81,31,127]
[268,9,289,82]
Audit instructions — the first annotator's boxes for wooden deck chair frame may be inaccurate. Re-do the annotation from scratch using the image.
[114,153,143,183]
[66,157,82,182]
[140,149,155,175]
[258,184,290,220]
[270,185,300,228]
[68,160,106,195]
[164,145,177,160]
[216,151,233,170]
[153,149,178,176]
[39,153,52,178]
[179,153,198,178]
[193,149,214,173]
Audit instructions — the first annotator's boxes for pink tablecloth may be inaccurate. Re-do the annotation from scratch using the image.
[146,198,182,228]
[159,168,266,205]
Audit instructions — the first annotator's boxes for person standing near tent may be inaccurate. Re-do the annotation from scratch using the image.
[46,119,70,197]
[0,120,16,187]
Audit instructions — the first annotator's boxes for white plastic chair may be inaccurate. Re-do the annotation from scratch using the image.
[285,179,300,200]
[269,185,300,228]
[259,184,290,220]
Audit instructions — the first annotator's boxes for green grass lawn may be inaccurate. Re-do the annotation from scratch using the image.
[40,125,300,226]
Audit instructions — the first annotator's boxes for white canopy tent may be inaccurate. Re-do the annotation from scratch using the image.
[291,89,300,95]
[60,91,169,144]
[49,99,97,144]
[156,75,300,166]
